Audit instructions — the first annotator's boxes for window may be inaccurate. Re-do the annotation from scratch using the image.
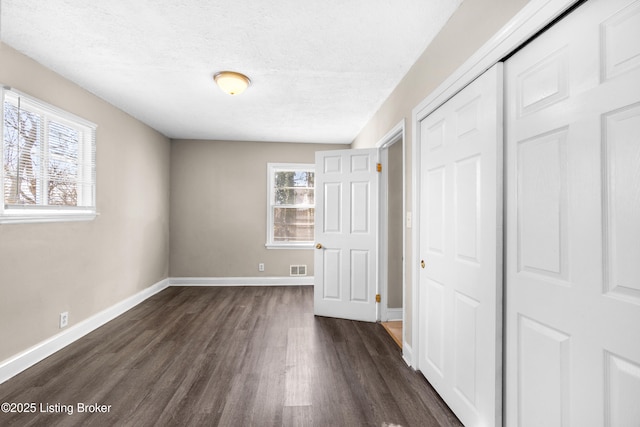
[266,163,315,248]
[1,87,96,224]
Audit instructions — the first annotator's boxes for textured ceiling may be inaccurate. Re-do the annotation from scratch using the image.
[0,0,462,143]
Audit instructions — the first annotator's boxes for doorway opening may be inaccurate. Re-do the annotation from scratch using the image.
[377,121,405,349]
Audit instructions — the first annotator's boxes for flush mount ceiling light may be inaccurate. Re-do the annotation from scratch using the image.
[213,71,251,95]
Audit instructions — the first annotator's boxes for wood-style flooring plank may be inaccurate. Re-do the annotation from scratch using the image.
[381,321,403,349]
[0,286,462,427]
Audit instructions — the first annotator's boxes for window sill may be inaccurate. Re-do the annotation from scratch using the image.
[0,210,98,225]
[265,243,314,250]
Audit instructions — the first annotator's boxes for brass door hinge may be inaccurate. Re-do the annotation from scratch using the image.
[375,294,381,303]
[377,163,382,172]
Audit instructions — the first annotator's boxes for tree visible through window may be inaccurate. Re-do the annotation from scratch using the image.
[1,87,96,223]
[268,163,315,247]
[4,103,80,206]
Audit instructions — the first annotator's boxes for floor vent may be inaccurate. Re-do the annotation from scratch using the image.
[290,265,307,276]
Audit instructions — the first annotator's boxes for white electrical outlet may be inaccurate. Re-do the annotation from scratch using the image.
[258,263,265,272]
[59,312,69,329]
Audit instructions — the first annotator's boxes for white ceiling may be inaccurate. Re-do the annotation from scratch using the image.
[0,0,461,144]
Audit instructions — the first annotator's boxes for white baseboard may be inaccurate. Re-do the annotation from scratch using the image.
[386,308,403,321]
[0,278,170,385]
[402,342,414,368]
[169,276,314,286]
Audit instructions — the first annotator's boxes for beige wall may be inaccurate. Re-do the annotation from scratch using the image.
[352,0,531,345]
[0,43,171,362]
[169,139,348,278]
[0,0,533,366]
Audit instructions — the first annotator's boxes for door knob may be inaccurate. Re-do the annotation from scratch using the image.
[421,260,425,269]
[316,243,323,249]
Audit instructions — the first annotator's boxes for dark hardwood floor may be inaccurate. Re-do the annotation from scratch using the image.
[0,286,462,427]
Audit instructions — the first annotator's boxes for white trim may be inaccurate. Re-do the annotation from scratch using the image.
[0,278,169,385]
[2,85,97,128]
[411,0,580,373]
[376,120,404,149]
[386,308,403,321]
[265,243,313,250]
[0,211,97,224]
[402,342,414,368]
[169,276,315,286]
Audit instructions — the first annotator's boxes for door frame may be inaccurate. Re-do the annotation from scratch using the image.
[376,120,406,328]
[409,0,580,368]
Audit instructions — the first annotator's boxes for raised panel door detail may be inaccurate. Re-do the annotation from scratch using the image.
[518,316,571,427]
[603,104,640,303]
[454,291,480,408]
[517,128,569,282]
[517,48,569,117]
[351,182,369,233]
[424,118,446,151]
[350,250,369,302]
[427,166,446,255]
[351,154,370,173]
[426,278,446,376]
[324,183,342,233]
[601,1,640,80]
[456,96,481,138]
[605,351,640,426]
[324,156,342,174]
[455,155,481,264]
[323,249,341,300]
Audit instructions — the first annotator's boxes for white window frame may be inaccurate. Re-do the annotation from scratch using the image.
[0,86,97,224]
[266,162,315,249]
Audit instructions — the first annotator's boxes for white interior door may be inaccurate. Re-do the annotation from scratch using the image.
[504,0,640,425]
[418,63,503,427]
[314,148,378,322]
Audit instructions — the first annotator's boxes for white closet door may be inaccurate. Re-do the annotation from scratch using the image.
[504,0,640,425]
[418,63,503,427]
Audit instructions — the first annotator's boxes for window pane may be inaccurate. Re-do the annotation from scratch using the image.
[274,188,314,205]
[273,207,315,242]
[269,164,315,245]
[274,171,314,188]
[47,120,79,206]
[3,102,42,206]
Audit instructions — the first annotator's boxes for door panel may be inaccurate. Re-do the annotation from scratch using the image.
[323,249,341,299]
[516,129,569,281]
[314,148,378,321]
[453,292,479,405]
[426,278,445,375]
[518,316,570,427]
[604,104,640,301]
[455,155,480,263]
[504,0,640,425]
[323,182,342,233]
[605,352,640,426]
[418,63,503,427]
